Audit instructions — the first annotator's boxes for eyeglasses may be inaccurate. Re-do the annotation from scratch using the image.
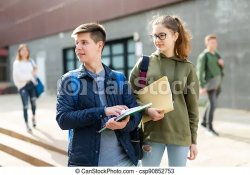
[150,33,167,40]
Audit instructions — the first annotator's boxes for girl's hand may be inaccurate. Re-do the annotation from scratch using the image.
[188,144,198,160]
[147,108,165,121]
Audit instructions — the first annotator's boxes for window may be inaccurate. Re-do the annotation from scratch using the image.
[0,47,9,82]
[62,38,136,77]
[104,38,136,77]
[62,48,80,73]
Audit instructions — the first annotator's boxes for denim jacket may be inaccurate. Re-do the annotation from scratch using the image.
[56,64,141,166]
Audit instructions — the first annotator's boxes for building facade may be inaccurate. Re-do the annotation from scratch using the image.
[1,0,250,109]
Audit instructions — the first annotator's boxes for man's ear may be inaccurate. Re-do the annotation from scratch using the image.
[98,41,104,51]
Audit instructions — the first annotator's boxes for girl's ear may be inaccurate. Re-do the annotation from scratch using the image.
[174,32,179,42]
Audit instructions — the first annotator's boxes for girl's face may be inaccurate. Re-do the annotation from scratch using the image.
[152,24,178,55]
[19,47,29,59]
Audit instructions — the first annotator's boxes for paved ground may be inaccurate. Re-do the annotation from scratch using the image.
[0,94,250,167]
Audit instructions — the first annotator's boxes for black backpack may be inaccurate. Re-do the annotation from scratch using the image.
[130,56,150,160]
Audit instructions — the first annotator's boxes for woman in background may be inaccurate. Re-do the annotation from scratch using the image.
[13,44,37,132]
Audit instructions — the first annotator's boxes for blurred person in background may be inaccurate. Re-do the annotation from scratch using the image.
[13,44,38,132]
[196,34,224,136]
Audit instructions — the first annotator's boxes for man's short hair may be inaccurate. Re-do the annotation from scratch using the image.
[71,23,106,44]
[205,34,217,45]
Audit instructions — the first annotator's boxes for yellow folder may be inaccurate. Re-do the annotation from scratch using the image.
[136,76,174,123]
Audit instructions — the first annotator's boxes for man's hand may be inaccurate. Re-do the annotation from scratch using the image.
[147,108,165,121]
[105,105,128,117]
[105,116,130,130]
[200,88,207,95]
[218,59,224,68]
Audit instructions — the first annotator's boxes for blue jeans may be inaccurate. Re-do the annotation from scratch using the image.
[141,142,189,167]
[19,81,36,123]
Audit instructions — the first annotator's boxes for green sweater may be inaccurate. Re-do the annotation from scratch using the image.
[129,51,199,146]
[196,49,223,88]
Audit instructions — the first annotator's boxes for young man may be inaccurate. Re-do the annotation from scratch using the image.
[56,23,141,166]
[196,34,224,136]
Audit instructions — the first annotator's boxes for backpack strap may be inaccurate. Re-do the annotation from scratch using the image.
[139,56,150,89]
[114,71,125,94]
[70,72,79,104]
[204,53,209,80]
[29,59,35,67]
[68,71,79,141]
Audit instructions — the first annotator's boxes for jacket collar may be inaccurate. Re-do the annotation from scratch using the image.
[203,49,217,55]
[76,63,117,80]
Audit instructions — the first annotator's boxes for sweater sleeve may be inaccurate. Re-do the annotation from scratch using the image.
[184,64,199,144]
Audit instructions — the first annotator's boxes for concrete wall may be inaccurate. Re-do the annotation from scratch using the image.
[9,0,250,109]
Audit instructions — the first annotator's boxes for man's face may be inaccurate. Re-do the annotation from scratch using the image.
[74,32,103,64]
[207,38,218,51]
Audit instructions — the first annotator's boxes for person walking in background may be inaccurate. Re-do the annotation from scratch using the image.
[196,34,224,136]
[13,44,37,132]
[129,15,199,167]
[56,23,141,166]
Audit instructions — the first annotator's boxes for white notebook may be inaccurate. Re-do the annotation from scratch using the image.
[98,103,152,133]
